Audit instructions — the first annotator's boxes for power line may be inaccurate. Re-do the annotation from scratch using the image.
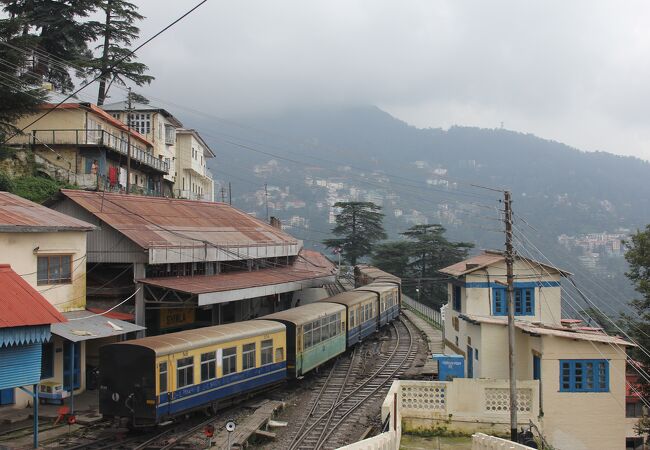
[0,0,208,147]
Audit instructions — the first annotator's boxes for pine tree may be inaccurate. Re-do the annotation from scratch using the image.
[1,0,98,92]
[86,0,154,105]
[0,15,48,138]
[323,202,387,266]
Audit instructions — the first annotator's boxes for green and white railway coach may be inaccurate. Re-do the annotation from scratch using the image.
[99,320,287,427]
[260,303,346,378]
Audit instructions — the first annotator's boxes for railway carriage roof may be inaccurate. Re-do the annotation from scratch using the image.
[317,290,377,307]
[355,283,399,294]
[260,303,345,325]
[112,320,285,356]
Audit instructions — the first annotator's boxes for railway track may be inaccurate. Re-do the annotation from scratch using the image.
[288,316,416,450]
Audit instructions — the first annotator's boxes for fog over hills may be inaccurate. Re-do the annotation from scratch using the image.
[183,105,650,313]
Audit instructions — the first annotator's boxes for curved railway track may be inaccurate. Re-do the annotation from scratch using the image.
[288,316,416,450]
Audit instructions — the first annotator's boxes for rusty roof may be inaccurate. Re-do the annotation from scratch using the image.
[459,313,633,346]
[0,192,95,232]
[439,251,571,277]
[137,249,336,295]
[0,264,66,328]
[60,190,299,250]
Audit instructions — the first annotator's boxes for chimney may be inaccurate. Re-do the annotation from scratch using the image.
[270,216,282,230]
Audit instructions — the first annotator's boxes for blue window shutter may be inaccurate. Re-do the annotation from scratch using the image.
[560,359,609,392]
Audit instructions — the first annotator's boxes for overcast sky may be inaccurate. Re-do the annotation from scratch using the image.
[124,1,650,160]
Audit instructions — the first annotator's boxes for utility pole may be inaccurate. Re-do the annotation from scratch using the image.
[504,190,518,442]
[228,182,232,205]
[126,87,132,194]
[264,183,269,221]
[220,186,226,203]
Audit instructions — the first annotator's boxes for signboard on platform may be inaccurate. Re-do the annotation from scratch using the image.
[159,307,195,330]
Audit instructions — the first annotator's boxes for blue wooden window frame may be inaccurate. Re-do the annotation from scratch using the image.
[533,355,541,381]
[560,359,609,392]
[492,287,535,316]
[452,285,462,312]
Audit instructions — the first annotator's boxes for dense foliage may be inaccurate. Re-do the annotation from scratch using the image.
[323,202,387,266]
[373,224,473,307]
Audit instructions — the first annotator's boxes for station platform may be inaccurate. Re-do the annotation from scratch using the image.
[402,308,444,377]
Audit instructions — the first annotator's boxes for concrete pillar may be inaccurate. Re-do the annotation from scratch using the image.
[134,263,146,338]
[212,304,221,325]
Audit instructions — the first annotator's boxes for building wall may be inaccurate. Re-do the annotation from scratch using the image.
[0,231,88,312]
[175,132,214,201]
[539,337,627,450]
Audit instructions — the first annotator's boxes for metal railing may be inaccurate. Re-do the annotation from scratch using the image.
[20,129,169,174]
[402,295,443,328]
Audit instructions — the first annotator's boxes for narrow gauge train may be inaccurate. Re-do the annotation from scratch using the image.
[99,271,400,427]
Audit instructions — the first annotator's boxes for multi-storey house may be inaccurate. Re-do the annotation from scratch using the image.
[175,128,215,201]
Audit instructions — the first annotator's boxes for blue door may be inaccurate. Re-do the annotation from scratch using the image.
[0,388,15,405]
[533,355,541,380]
[467,346,474,378]
[64,342,81,391]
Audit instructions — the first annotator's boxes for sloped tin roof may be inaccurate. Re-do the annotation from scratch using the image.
[137,250,336,295]
[0,264,66,328]
[439,251,571,277]
[0,191,95,232]
[60,190,299,250]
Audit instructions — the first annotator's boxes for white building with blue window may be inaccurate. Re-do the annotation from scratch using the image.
[439,250,635,450]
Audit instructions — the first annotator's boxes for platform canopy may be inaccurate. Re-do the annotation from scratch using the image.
[138,250,337,306]
[51,310,144,342]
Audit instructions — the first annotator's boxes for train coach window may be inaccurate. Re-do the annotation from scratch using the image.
[313,319,322,344]
[304,323,313,349]
[322,319,330,340]
[159,362,168,394]
[261,340,273,365]
[222,347,237,375]
[243,343,256,370]
[176,357,194,388]
[329,316,337,338]
[275,347,284,361]
[201,352,216,381]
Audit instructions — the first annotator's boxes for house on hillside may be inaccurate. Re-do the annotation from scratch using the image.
[6,103,169,196]
[437,250,637,450]
[102,103,216,201]
[0,192,142,410]
[47,190,337,336]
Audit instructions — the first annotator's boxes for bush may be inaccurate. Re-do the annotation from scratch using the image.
[0,171,15,192]
[11,175,75,203]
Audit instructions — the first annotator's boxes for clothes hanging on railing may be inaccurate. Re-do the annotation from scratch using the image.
[108,166,118,185]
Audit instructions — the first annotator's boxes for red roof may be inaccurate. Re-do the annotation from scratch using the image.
[60,189,299,250]
[138,250,336,295]
[0,264,66,328]
[85,308,135,321]
[0,192,94,232]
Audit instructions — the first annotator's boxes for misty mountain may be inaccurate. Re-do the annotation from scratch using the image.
[182,105,649,312]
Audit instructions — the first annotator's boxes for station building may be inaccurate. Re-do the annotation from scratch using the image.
[0,192,142,410]
[47,189,338,336]
[438,250,637,450]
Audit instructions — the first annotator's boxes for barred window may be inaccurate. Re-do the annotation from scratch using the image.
[201,351,216,381]
[243,343,256,370]
[222,347,237,375]
[131,113,151,135]
[176,357,194,388]
[261,339,273,366]
[37,255,72,285]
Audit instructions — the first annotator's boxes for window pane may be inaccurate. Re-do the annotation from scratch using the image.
[261,339,273,365]
[60,255,71,282]
[243,343,256,370]
[37,257,48,284]
[159,362,167,393]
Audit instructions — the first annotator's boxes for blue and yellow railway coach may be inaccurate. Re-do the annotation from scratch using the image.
[261,303,346,378]
[317,290,378,347]
[356,282,401,326]
[99,320,287,427]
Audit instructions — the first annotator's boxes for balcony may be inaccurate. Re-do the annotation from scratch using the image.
[19,129,169,174]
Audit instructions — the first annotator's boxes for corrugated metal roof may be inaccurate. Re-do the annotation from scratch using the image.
[356,282,399,295]
[439,251,571,277]
[110,320,284,356]
[356,265,401,283]
[0,264,66,328]
[60,189,299,250]
[0,192,95,232]
[317,290,377,308]
[50,310,144,342]
[261,302,345,325]
[459,313,633,346]
[138,249,336,295]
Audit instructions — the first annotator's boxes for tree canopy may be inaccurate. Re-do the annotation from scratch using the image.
[323,202,387,266]
[373,224,473,307]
